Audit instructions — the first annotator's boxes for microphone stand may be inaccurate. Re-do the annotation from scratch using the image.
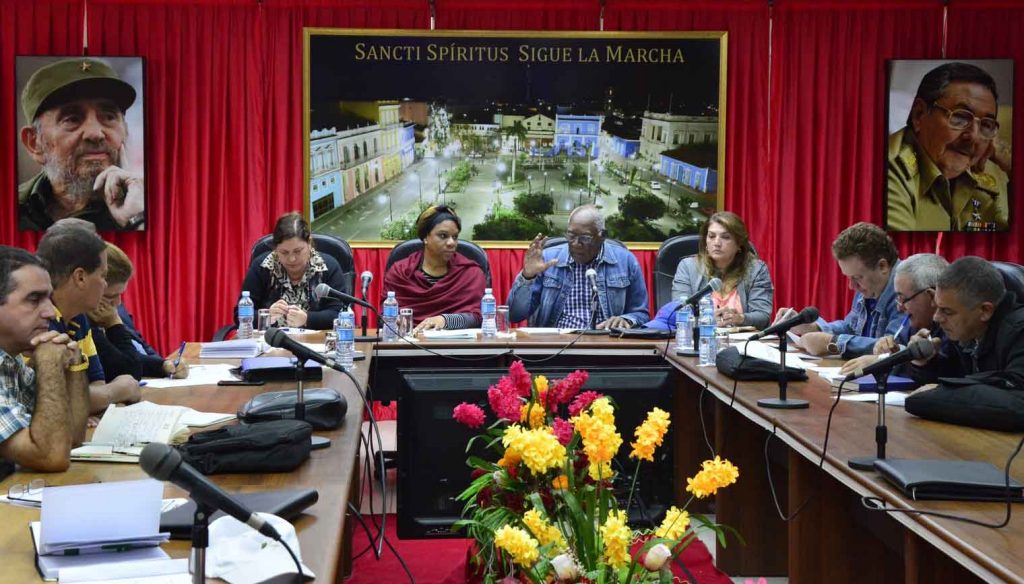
[756,330,809,409]
[848,374,889,470]
[292,359,332,450]
[581,285,608,335]
[189,502,214,584]
[356,287,379,342]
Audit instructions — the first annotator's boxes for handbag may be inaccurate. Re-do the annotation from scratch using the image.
[238,388,347,430]
[715,346,808,381]
[177,419,312,474]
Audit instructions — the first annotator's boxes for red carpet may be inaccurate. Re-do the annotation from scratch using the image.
[348,514,732,583]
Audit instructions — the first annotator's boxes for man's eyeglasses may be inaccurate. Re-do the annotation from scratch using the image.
[931,103,1000,139]
[564,232,597,245]
[896,288,932,307]
[7,478,45,504]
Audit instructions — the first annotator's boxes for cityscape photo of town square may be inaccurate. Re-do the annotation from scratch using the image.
[306,31,724,243]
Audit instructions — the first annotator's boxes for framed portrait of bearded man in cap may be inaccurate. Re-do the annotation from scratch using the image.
[15,56,145,232]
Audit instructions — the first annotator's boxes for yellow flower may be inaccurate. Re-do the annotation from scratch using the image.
[600,509,632,568]
[502,425,566,475]
[551,474,569,490]
[523,508,565,550]
[534,375,549,396]
[519,402,546,429]
[572,398,622,466]
[655,506,690,540]
[494,525,539,566]
[629,408,671,462]
[686,456,739,499]
[588,460,614,481]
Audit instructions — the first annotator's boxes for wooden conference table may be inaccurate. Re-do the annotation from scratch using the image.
[0,341,369,584]
[2,333,1023,583]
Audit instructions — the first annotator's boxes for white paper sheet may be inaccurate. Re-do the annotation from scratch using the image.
[40,480,164,553]
[516,327,577,335]
[59,558,189,583]
[736,340,812,370]
[422,329,480,339]
[143,364,238,389]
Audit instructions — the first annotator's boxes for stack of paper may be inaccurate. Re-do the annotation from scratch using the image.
[32,480,172,581]
[199,339,261,358]
[421,329,480,340]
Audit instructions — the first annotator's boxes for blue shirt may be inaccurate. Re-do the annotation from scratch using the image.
[818,262,902,358]
[50,309,104,383]
[508,241,650,328]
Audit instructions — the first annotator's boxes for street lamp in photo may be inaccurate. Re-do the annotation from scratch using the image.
[668,179,676,212]
[527,175,533,195]
[415,171,423,206]
[377,192,393,222]
[542,171,548,192]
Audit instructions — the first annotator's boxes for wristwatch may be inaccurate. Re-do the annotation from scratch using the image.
[124,213,146,230]
[826,335,841,356]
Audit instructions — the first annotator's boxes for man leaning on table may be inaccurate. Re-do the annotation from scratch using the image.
[778,222,902,358]
[0,246,90,472]
[507,205,649,329]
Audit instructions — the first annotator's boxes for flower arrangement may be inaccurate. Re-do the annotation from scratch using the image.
[451,361,740,583]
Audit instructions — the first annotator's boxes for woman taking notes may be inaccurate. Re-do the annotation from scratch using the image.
[384,205,487,333]
[239,212,347,330]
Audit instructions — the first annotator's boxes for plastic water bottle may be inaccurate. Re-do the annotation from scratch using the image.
[335,309,355,370]
[481,288,497,338]
[382,291,400,342]
[698,295,717,366]
[237,291,254,340]
[675,296,694,351]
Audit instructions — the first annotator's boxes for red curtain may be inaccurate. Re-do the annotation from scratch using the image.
[0,0,84,250]
[769,0,944,319]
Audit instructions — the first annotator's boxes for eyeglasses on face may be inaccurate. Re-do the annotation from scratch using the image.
[564,232,597,245]
[931,103,999,139]
[896,287,932,306]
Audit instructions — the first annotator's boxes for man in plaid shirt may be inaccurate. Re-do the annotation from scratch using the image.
[0,246,90,472]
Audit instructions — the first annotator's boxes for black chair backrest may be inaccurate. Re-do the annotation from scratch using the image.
[250,233,356,295]
[654,234,700,307]
[384,239,492,287]
[992,261,1024,300]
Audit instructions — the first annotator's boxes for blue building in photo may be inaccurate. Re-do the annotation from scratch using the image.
[659,146,718,193]
[553,113,603,157]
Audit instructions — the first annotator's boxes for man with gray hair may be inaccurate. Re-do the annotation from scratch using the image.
[905,257,1024,430]
[508,204,649,329]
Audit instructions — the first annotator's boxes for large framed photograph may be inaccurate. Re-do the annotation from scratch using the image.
[304,30,726,246]
[886,59,1013,233]
[15,56,146,232]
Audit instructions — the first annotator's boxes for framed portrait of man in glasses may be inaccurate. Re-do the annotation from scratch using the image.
[886,59,1013,233]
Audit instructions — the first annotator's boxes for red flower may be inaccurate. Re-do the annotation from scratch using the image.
[552,417,574,445]
[568,391,604,417]
[549,370,589,406]
[453,402,486,429]
[507,360,533,397]
[488,383,522,421]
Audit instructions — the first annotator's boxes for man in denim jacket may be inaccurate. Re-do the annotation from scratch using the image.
[508,205,649,329]
[780,222,902,357]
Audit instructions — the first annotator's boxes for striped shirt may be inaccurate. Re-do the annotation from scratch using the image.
[0,349,36,444]
[50,308,104,383]
[555,250,604,329]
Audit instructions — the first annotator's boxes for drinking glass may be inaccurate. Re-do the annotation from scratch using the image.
[496,305,511,336]
[256,308,272,333]
[398,308,414,337]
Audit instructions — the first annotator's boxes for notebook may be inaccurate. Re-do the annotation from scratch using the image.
[159,488,319,539]
[874,458,1024,502]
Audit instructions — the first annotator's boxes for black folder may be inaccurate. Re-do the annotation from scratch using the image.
[874,458,1024,502]
[160,488,319,539]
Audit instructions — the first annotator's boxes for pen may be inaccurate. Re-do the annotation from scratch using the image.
[168,341,186,378]
[893,314,910,342]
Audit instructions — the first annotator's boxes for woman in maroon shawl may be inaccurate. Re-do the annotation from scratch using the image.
[383,205,486,332]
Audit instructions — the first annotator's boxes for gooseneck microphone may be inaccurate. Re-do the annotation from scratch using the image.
[680,277,722,309]
[140,442,281,541]
[585,268,599,296]
[265,326,345,372]
[844,339,935,381]
[314,282,374,312]
[584,268,604,332]
[750,306,820,341]
[359,271,373,300]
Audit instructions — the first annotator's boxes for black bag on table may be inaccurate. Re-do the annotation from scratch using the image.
[177,419,312,474]
[237,388,346,430]
[904,372,1024,432]
[715,346,808,381]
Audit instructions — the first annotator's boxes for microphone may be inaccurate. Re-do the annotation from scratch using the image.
[140,442,282,541]
[844,339,935,381]
[585,268,598,295]
[314,282,374,312]
[359,271,373,300]
[680,278,722,309]
[265,326,345,372]
[749,306,820,341]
